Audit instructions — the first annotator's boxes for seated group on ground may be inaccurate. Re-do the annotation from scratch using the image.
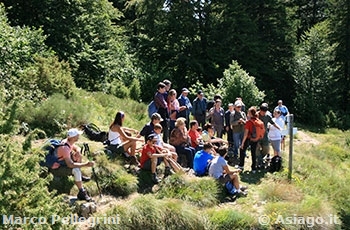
[48,79,288,200]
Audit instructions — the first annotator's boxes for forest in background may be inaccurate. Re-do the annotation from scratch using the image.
[0,0,350,129]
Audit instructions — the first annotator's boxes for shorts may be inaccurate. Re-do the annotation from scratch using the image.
[217,174,231,184]
[50,166,73,177]
[141,158,162,171]
[106,144,125,158]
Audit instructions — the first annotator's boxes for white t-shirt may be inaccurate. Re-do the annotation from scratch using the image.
[268,117,284,141]
[208,156,227,179]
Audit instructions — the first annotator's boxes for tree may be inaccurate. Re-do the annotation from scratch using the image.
[293,21,336,126]
[219,60,265,108]
[2,0,143,91]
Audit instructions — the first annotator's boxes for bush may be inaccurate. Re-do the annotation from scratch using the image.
[129,78,141,101]
[156,174,220,207]
[93,194,214,230]
[95,155,138,197]
[109,80,129,99]
[0,135,73,229]
[207,208,259,230]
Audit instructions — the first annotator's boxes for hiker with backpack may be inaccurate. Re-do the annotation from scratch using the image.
[240,106,265,173]
[256,103,280,169]
[49,128,94,201]
[106,111,144,165]
[208,146,247,197]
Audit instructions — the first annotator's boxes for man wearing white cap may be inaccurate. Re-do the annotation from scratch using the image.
[50,128,94,201]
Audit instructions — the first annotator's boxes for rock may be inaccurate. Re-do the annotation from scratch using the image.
[76,202,97,218]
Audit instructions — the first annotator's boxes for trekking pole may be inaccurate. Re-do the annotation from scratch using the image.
[83,143,102,198]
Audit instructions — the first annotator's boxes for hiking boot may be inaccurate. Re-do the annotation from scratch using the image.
[237,190,248,197]
[164,167,175,178]
[82,176,91,182]
[240,185,248,191]
[77,188,92,201]
[128,156,139,166]
[152,173,161,184]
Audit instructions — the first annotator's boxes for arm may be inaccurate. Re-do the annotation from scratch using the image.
[60,147,94,168]
[240,128,249,149]
[116,125,144,142]
[223,164,241,174]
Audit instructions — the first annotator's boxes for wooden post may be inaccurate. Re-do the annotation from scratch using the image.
[288,114,294,181]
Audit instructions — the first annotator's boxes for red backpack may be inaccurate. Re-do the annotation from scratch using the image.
[250,118,265,142]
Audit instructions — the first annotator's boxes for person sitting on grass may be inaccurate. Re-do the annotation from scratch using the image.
[188,120,204,151]
[208,146,247,196]
[51,128,94,201]
[140,134,181,184]
[193,143,215,177]
[202,123,228,148]
[106,111,144,165]
[153,123,178,161]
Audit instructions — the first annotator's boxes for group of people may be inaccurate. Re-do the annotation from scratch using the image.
[47,79,290,201]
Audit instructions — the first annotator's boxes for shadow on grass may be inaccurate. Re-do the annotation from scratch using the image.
[137,169,156,194]
[240,168,269,185]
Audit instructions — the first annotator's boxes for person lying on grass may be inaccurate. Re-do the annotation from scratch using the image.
[140,133,183,184]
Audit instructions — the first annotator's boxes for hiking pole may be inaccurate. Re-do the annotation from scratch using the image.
[83,143,102,198]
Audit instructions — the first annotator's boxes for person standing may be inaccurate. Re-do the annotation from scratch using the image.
[207,99,225,138]
[268,109,284,156]
[256,103,280,169]
[154,82,170,143]
[192,90,207,128]
[230,100,247,160]
[177,88,192,130]
[225,103,234,149]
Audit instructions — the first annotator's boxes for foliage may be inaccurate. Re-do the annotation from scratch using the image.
[109,79,130,99]
[207,208,259,230]
[129,78,141,101]
[2,0,144,92]
[95,155,138,197]
[93,194,214,230]
[0,4,59,103]
[156,173,220,207]
[293,21,336,127]
[17,94,90,137]
[0,135,73,230]
[219,60,265,107]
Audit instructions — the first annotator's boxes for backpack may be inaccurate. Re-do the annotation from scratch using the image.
[225,181,238,195]
[147,100,158,119]
[250,118,265,142]
[269,156,282,173]
[82,123,108,143]
[40,139,68,168]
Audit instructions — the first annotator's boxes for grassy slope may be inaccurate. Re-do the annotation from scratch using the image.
[24,91,349,229]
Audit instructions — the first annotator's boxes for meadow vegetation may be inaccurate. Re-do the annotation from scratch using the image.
[0,91,349,229]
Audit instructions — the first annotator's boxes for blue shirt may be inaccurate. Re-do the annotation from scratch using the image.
[193,149,214,176]
[177,94,192,118]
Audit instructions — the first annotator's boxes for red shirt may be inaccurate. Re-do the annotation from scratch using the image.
[140,144,156,168]
[188,129,201,148]
[244,118,256,139]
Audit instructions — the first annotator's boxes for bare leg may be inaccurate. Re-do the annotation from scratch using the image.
[230,173,240,190]
[122,140,137,156]
[166,158,184,173]
[151,157,157,174]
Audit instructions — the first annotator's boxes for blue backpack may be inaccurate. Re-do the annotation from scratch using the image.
[225,181,238,195]
[40,139,68,168]
[147,100,158,119]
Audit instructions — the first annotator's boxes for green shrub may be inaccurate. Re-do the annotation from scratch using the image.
[0,135,73,229]
[109,80,129,99]
[129,78,141,101]
[95,155,138,197]
[93,194,213,230]
[156,174,220,207]
[207,208,259,230]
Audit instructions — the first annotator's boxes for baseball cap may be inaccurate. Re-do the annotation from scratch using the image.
[67,128,83,138]
[260,103,269,111]
[182,88,190,93]
[151,113,164,121]
[147,133,157,141]
[234,100,242,107]
[197,90,203,95]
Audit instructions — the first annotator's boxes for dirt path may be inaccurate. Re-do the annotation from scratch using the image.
[294,130,320,145]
